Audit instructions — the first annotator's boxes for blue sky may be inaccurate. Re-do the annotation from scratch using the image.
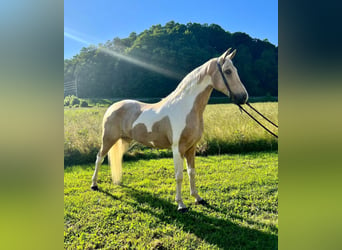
[64,0,278,59]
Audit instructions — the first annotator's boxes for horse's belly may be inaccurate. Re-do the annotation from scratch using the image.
[141,136,171,149]
[133,131,171,149]
[131,116,173,149]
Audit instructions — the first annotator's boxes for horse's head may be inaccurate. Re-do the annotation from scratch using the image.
[210,48,249,105]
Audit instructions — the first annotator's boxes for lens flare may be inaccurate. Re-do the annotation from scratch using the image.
[64,29,182,79]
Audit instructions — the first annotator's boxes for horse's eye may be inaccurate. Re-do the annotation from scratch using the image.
[225,69,232,75]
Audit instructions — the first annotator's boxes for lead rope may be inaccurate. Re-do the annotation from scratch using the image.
[237,103,278,138]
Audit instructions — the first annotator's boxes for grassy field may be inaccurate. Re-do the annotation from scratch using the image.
[64,102,278,165]
[64,152,278,249]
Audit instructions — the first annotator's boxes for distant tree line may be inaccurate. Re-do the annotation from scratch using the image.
[64,21,278,98]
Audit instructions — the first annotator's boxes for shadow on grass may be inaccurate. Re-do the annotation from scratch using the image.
[97,186,277,249]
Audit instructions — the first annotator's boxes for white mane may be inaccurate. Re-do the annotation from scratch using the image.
[163,62,208,105]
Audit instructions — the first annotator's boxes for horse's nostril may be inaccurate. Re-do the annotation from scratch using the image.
[235,93,248,104]
[242,93,248,103]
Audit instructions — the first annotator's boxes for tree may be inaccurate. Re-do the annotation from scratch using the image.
[64,22,278,98]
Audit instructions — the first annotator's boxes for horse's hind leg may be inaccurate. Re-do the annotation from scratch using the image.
[91,152,105,190]
[91,135,118,190]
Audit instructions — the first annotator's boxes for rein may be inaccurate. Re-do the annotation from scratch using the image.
[216,60,278,138]
[237,103,278,138]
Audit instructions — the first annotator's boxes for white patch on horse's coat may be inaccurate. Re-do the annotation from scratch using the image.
[132,74,212,147]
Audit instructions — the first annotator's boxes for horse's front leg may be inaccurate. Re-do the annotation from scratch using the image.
[185,146,206,205]
[172,146,187,212]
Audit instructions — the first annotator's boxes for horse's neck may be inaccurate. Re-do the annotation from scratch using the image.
[163,62,213,106]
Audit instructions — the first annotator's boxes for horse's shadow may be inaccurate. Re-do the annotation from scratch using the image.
[98,186,277,249]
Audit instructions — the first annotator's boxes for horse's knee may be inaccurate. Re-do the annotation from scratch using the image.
[187,167,196,177]
[175,171,183,182]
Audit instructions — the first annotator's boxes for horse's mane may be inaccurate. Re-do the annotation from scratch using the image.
[162,60,210,105]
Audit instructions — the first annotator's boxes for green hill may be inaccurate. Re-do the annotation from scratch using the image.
[64,21,277,98]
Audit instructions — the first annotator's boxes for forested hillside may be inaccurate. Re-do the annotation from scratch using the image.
[64,21,277,98]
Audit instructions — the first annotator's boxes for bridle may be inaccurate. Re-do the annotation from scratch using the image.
[216,60,233,101]
[217,60,278,138]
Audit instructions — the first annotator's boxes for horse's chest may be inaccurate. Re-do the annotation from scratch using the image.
[180,116,203,141]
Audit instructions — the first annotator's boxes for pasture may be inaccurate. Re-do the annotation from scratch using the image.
[64,102,278,249]
[64,102,278,165]
[64,152,278,249]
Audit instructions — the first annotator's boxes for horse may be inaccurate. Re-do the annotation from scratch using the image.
[91,48,249,212]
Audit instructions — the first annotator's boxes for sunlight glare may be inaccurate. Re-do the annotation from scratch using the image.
[64,30,182,79]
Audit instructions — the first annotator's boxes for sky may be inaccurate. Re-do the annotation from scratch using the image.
[64,0,278,59]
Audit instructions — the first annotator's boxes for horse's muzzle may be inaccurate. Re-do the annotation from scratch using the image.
[232,92,248,105]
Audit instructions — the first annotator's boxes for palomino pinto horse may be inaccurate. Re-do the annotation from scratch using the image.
[91,48,249,212]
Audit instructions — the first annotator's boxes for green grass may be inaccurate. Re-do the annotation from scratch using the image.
[64,152,278,249]
[64,102,278,165]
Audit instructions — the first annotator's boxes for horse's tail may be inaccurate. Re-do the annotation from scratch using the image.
[108,139,129,185]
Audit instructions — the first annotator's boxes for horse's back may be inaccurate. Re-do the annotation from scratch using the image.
[104,99,143,115]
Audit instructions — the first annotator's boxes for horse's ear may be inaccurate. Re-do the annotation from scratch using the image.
[223,48,232,59]
[227,49,237,60]
[219,48,232,63]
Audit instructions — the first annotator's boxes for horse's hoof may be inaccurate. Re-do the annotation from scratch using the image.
[195,199,208,206]
[91,186,99,191]
[177,207,189,213]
